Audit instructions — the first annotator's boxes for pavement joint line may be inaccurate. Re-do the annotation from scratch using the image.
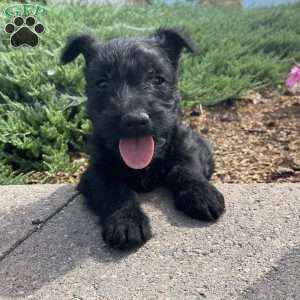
[0,191,81,263]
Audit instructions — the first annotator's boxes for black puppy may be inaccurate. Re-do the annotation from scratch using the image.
[61,28,225,250]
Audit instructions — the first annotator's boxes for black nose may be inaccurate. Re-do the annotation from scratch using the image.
[121,112,151,133]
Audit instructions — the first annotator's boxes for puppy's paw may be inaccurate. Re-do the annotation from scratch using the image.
[175,182,225,221]
[102,208,151,250]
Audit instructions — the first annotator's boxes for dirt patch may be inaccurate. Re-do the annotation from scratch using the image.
[184,89,300,183]
[29,89,300,184]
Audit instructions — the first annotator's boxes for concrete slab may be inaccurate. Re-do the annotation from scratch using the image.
[0,184,299,300]
[0,184,77,261]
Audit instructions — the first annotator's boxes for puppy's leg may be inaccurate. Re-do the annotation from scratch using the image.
[78,166,151,250]
[166,127,225,221]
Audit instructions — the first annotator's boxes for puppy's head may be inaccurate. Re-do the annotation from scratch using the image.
[61,29,197,170]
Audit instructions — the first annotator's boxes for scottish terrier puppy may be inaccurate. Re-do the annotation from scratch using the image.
[61,28,225,250]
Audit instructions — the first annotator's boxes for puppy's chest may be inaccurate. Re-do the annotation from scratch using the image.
[123,163,166,193]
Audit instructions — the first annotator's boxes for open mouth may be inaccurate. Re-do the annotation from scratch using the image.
[119,135,154,170]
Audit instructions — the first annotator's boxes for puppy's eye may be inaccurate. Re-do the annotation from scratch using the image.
[96,77,109,89]
[152,76,166,85]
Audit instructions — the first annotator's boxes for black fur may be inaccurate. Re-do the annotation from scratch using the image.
[61,28,225,250]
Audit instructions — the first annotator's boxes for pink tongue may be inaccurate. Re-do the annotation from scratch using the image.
[119,136,154,169]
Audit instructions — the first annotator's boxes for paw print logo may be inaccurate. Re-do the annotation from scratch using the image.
[5,16,44,48]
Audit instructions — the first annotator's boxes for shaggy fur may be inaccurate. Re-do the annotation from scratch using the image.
[61,29,225,250]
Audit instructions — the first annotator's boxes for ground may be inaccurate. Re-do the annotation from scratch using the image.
[29,88,300,184]
[185,88,300,183]
[1,184,300,300]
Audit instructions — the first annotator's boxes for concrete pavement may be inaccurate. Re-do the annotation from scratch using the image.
[0,184,299,299]
[0,184,77,261]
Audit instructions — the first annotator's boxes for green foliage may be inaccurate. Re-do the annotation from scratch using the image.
[0,163,29,185]
[0,3,299,183]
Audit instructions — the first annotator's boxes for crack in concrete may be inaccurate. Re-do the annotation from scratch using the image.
[0,191,81,263]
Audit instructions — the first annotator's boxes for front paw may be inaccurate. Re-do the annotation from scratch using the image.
[102,208,152,250]
[175,182,225,221]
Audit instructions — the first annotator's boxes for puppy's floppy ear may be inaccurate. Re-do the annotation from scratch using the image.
[153,28,197,68]
[61,34,99,65]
